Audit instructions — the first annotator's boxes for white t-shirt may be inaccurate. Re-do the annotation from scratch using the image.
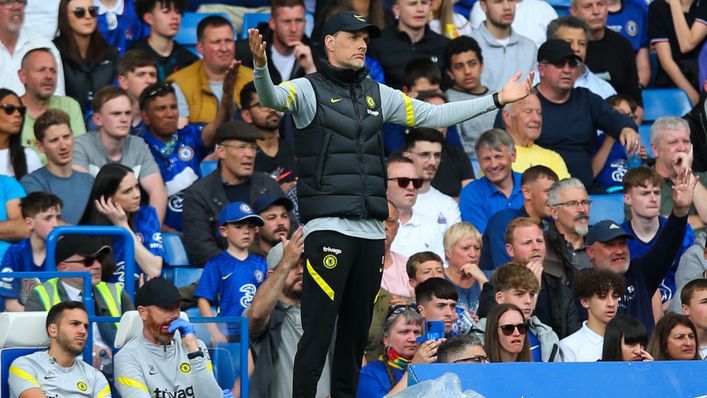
[0,148,41,177]
[413,186,461,231]
[391,210,446,260]
[271,48,297,81]
[24,0,61,40]
[559,321,604,362]
[470,0,558,47]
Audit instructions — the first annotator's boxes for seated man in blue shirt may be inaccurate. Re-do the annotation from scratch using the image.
[460,128,524,233]
[136,63,236,232]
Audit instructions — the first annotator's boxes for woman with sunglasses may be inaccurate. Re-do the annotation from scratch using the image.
[80,163,164,285]
[443,222,489,323]
[53,0,119,115]
[602,315,653,361]
[0,89,41,179]
[484,303,531,362]
[357,306,441,398]
[647,313,701,360]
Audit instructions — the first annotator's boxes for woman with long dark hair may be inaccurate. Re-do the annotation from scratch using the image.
[80,163,163,284]
[647,313,701,360]
[53,0,119,114]
[484,303,531,363]
[602,315,653,361]
[0,89,41,179]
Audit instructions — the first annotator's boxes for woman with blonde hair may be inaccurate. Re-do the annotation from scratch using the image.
[443,221,488,315]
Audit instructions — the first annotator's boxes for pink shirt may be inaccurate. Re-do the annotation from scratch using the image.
[381,251,414,297]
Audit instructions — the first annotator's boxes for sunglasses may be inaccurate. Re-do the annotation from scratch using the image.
[0,104,27,116]
[62,256,98,267]
[139,82,175,108]
[386,304,419,319]
[452,355,489,364]
[499,323,528,336]
[388,177,424,189]
[72,6,99,18]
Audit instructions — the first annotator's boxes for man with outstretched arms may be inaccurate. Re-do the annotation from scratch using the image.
[9,301,111,398]
[113,278,222,398]
[249,11,532,397]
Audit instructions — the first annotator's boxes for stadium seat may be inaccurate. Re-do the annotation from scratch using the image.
[172,267,204,288]
[240,13,271,39]
[0,312,50,398]
[545,0,570,15]
[639,124,654,158]
[588,193,625,226]
[470,158,481,177]
[163,233,190,267]
[200,159,218,177]
[175,12,232,57]
[642,88,692,123]
[114,310,190,349]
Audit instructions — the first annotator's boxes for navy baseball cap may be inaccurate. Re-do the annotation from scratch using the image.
[135,278,182,309]
[322,12,381,38]
[252,195,294,214]
[218,201,265,226]
[537,39,582,64]
[586,220,634,245]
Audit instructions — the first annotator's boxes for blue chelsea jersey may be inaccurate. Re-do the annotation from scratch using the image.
[108,205,165,285]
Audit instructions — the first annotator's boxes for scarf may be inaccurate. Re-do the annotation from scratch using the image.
[382,346,412,371]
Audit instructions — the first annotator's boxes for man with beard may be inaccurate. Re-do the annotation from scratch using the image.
[114,278,222,398]
[252,195,294,257]
[248,230,334,398]
[8,301,111,398]
[241,81,299,194]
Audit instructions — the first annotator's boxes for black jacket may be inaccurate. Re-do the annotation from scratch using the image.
[684,92,707,173]
[295,61,387,223]
[53,40,119,114]
[182,169,284,266]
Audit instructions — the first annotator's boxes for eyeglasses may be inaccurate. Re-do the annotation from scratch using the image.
[220,143,259,153]
[139,82,175,109]
[0,0,26,7]
[71,6,99,18]
[388,177,424,189]
[499,323,528,336]
[452,355,489,364]
[409,151,442,161]
[386,304,419,319]
[247,102,265,110]
[553,199,592,209]
[0,104,27,116]
[62,257,98,267]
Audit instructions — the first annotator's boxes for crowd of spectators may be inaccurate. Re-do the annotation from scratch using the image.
[2,0,707,396]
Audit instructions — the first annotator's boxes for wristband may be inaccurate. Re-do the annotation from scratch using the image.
[492,92,503,109]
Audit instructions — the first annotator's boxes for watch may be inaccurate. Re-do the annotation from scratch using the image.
[187,350,204,360]
[492,92,503,109]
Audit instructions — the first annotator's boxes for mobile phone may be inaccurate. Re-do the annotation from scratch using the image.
[417,320,445,343]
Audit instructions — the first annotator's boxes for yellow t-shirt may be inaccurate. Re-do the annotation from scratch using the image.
[513,144,571,179]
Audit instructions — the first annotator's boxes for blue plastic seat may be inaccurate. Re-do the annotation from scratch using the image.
[172,267,203,287]
[642,88,692,123]
[163,233,190,267]
[588,193,626,226]
[175,12,232,57]
[240,13,271,39]
[200,159,218,177]
[638,124,654,158]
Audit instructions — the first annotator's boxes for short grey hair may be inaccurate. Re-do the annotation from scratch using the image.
[475,128,515,155]
[650,116,690,148]
[437,334,485,363]
[382,307,423,338]
[547,177,585,206]
[546,16,589,41]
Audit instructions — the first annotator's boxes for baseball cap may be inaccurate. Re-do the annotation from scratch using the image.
[55,235,111,264]
[586,220,634,245]
[219,201,265,226]
[322,11,381,38]
[135,278,182,309]
[252,195,294,214]
[266,241,285,270]
[537,39,582,64]
[214,120,263,144]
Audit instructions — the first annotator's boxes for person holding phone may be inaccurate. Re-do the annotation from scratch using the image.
[356,305,441,398]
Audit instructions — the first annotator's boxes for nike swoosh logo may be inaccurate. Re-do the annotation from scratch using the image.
[530,345,540,350]
[222,272,233,280]
[45,375,55,379]
[149,370,158,375]
[330,98,343,103]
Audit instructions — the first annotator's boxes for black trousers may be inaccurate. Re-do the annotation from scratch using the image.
[292,230,385,398]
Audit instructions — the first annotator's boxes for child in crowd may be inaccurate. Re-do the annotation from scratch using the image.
[196,201,268,344]
[680,278,707,359]
[560,269,626,362]
[0,192,62,311]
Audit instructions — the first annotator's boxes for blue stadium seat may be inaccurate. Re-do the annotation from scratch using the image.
[642,88,692,123]
[240,13,271,39]
[163,233,190,267]
[0,312,50,398]
[175,12,232,57]
[470,158,481,177]
[201,159,218,177]
[172,267,204,287]
[588,193,625,225]
[545,0,571,15]
[639,124,654,158]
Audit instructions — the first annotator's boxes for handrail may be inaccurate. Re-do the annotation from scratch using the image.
[45,226,136,301]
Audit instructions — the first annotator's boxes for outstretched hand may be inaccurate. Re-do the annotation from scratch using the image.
[223,60,240,96]
[498,71,534,105]
[248,28,267,68]
[671,165,697,216]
